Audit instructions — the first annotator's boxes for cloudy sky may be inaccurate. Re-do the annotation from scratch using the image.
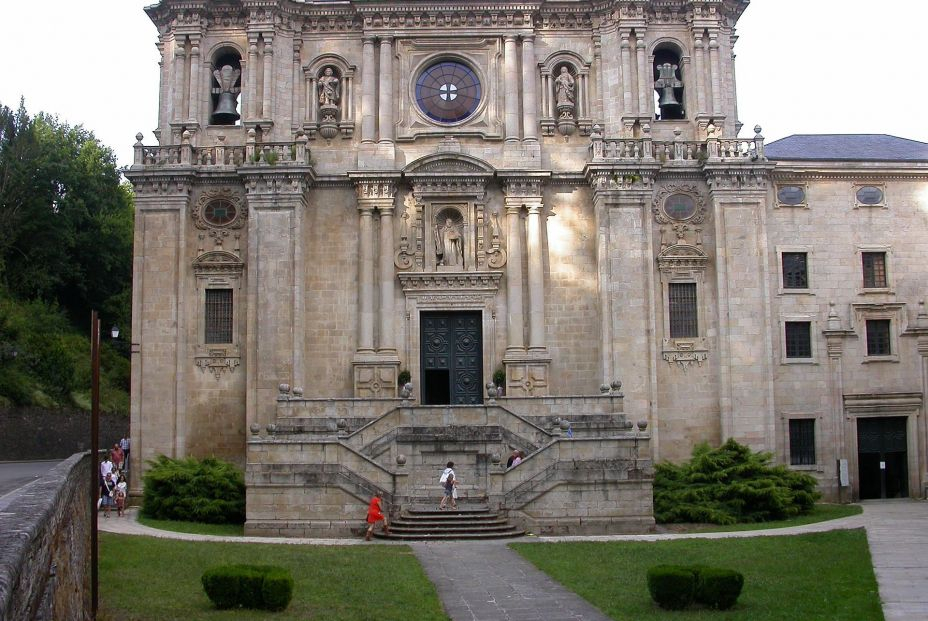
[1,0,924,167]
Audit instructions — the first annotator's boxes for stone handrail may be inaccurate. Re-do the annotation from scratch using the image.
[590,124,766,164]
[132,131,311,169]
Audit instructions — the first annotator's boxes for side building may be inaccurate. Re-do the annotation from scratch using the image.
[125,0,928,536]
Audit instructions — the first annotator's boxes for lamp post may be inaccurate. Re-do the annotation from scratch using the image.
[90,311,100,619]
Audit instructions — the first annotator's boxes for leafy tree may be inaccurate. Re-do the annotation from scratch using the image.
[654,438,821,525]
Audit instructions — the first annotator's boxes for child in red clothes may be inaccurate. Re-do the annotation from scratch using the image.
[365,491,390,541]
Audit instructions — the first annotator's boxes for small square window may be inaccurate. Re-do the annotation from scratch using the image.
[789,419,816,465]
[862,252,887,289]
[205,289,233,344]
[782,252,808,289]
[668,282,698,338]
[785,321,812,358]
[866,319,891,356]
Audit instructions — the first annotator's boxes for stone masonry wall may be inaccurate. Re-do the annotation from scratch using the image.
[0,452,91,621]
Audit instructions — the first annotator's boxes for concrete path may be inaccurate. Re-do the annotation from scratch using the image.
[99,501,928,621]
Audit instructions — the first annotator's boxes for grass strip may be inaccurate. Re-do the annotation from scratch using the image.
[136,515,245,536]
[672,503,862,533]
[99,533,447,621]
[511,529,882,621]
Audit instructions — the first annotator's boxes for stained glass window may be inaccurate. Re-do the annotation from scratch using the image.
[415,61,481,123]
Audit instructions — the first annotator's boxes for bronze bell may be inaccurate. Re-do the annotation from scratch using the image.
[212,92,240,124]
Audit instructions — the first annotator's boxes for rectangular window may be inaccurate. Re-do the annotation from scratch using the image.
[866,319,891,356]
[205,289,233,344]
[668,283,698,338]
[862,252,887,288]
[785,321,812,358]
[782,252,808,289]
[789,419,816,465]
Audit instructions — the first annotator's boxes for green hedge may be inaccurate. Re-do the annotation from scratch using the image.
[141,455,245,524]
[647,564,744,611]
[201,564,293,611]
[654,438,821,525]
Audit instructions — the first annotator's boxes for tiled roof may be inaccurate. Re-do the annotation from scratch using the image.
[766,134,928,162]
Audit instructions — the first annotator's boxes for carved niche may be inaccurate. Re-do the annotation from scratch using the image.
[396,154,505,279]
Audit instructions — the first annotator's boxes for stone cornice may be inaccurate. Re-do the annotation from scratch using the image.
[398,271,503,293]
[771,161,928,181]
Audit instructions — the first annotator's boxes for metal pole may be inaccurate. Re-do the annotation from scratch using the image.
[90,310,100,619]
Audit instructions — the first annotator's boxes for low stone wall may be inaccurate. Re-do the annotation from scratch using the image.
[0,452,91,621]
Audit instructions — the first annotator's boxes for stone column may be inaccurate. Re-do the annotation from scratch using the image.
[292,41,302,129]
[620,30,633,121]
[504,35,520,142]
[361,37,376,144]
[173,39,186,124]
[262,35,274,119]
[693,31,708,118]
[521,35,538,142]
[824,304,853,501]
[188,39,200,124]
[379,202,397,353]
[526,202,546,351]
[709,31,722,118]
[246,38,258,120]
[378,37,394,143]
[357,204,375,353]
[504,200,524,353]
[635,34,649,119]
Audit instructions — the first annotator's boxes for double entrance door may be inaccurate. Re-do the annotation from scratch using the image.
[857,416,908,499]
[421,312,482,405]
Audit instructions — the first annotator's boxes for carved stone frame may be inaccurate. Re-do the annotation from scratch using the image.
[192,250,244,380]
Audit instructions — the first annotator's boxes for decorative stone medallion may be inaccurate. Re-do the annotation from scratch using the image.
[652,184,707,225]
[192,188,247,230]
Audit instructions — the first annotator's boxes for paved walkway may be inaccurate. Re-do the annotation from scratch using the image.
[100,500,928,621]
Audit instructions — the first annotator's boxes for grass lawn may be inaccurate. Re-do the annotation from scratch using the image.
[99,533,447,621]
[512,529,883,621]
[136,514,245,536]
[666,503,863,533]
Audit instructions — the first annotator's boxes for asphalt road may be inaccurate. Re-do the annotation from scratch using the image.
[0,460,63,499]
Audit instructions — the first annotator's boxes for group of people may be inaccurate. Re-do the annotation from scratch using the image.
[99,437,130,518]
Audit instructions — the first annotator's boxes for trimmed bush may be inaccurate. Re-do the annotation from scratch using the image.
[646,565,696,610]
[654,438,821,525]
[695,567,744,610]
[142,455,245,524]
[201,564,293,611]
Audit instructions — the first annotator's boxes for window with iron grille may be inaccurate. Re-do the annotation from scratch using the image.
[205,289,233,344]
[862,252,887,288]
[789,419,816,465]
[785,321,812,358]
[866,319,891,356]
[668,282,698,338]
[782,252,808,289]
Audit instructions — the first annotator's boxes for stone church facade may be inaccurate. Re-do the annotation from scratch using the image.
[126,0,928,536]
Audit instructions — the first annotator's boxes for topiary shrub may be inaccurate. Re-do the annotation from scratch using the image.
[142,455,245,524]
[654,438,821,525]
[695,567,744,610]
[261,567,296,611]
[646,565,696,610]
[201,564,293,611]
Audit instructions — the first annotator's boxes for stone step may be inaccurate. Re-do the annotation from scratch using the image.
[375,504,524,541]
[374,529,525,541]
[389,524,521,535]
[392,518,511,528]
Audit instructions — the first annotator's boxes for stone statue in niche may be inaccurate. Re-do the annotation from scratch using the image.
[554,66,577,136]
[554,66,576,108]
[318,67,340,107]
[434,213,464,267]
[317,67,340,139]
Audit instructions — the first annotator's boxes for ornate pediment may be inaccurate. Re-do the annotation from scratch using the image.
[193,250,244,276]
[404,154,495,177]
[657,244,709,272]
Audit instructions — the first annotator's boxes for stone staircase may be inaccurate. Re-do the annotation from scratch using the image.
[374,506,525,540]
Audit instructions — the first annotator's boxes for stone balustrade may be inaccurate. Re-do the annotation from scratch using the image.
[132,131,311,169]
[590,124,766,164]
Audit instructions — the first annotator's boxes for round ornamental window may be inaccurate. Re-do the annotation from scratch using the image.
[203,200,238,227]
[856,186,884,205]
[777,185,806,206]
[415,61,481,124]
[663,193,697,220]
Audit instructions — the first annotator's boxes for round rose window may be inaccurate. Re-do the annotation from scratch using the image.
[203,200,238,227]
[664,193,697,220]
[415,61,481,123]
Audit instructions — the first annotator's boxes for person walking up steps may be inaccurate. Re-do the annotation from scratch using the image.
[365,491,389,541]
[439,462,457,510]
